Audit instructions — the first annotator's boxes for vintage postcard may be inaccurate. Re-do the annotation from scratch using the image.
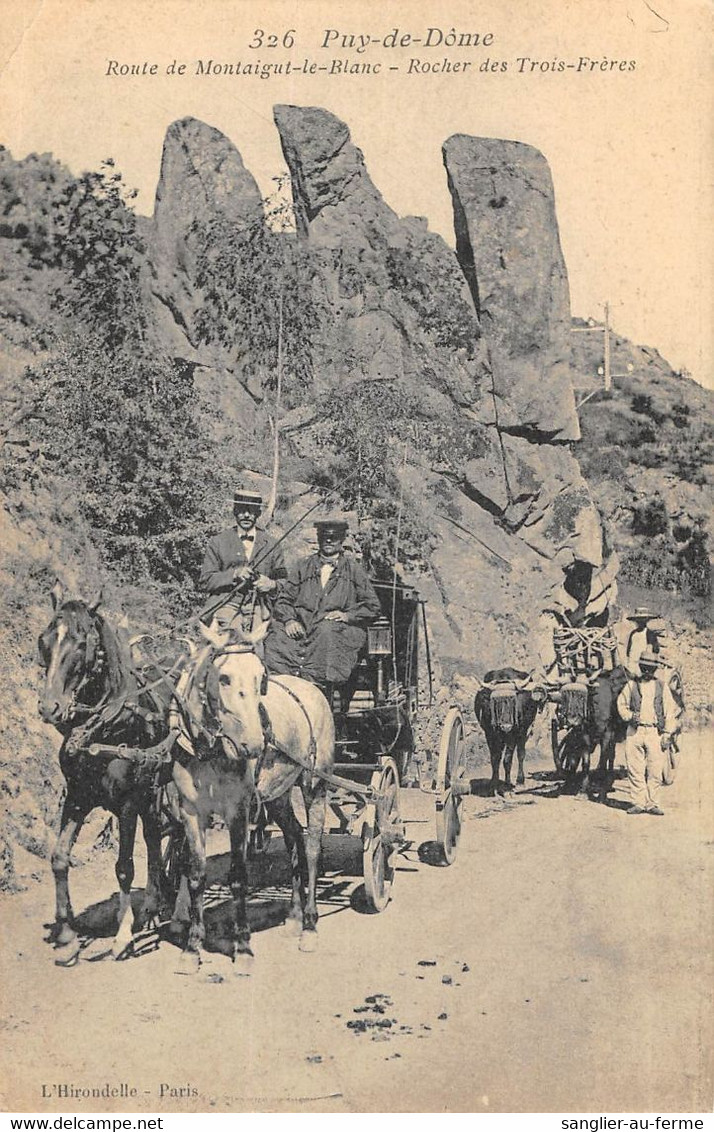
[0,0,711,1117]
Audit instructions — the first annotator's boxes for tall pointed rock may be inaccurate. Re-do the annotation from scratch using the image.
[443,136,580,440]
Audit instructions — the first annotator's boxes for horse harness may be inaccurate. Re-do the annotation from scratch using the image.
[186,643,319,775]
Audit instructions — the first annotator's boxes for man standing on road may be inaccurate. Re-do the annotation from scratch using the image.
[199,488,287,627]
[624,607,665,676]
[264,517,381,700]
[617,650,680,815]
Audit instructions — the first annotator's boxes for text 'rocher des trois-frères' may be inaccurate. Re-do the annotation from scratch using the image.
[105,53,637,79]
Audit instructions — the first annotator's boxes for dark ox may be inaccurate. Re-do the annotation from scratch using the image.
[474,668,546,796]
[554,667,629,798]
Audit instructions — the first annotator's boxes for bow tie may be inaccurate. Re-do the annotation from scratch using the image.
[241,533,255,543]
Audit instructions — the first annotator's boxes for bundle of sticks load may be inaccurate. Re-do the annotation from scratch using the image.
[552,625,619,679]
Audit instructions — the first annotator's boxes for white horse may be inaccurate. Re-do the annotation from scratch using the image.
[171,619,335,972]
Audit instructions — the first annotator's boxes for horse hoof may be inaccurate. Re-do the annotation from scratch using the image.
[298,930,318,954]
[232,950,255,977]
[53,938,81,968]
[175,950,201,976]
[281,917,302,938]
[111,936,134,961]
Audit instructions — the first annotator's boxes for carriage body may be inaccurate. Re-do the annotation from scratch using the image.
[334,579,423,778]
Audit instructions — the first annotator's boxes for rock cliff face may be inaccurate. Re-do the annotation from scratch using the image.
[443,135,579,441]
[143,106,612,675]
[146,117,266,436]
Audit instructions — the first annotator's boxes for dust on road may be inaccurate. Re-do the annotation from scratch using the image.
[1,733,711,1113]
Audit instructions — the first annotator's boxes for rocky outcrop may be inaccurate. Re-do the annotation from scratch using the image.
[150,117,263,333]
[269,105,608,672]
[146,116,267,437]
[443,135,580,441]
[273,104,492,411]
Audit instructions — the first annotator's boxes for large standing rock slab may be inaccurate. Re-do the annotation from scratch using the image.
[151,116,263,325]
[443,135,579,440]
[146,116,266,434]
[273,105,492,411]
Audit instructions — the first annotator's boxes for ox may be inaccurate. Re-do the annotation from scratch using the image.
[474,668,546,796]
[553,668,629,799]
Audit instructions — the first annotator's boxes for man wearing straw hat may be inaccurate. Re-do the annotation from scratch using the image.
[624,607,665,676]
[616,650,679,815]
[199,487,287,626]
[264,516,381,697]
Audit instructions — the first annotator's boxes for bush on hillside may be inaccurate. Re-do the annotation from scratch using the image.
[631,496,668,536]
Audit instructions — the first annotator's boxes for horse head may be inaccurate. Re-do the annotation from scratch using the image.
[199,618,270,759]
[38,582,105,730]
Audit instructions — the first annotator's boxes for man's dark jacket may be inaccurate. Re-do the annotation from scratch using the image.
[199,528,287,618]
[263,552,381,684]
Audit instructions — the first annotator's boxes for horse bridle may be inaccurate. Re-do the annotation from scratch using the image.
[64,618,109,720]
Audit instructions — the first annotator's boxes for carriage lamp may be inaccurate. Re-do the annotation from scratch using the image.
[367,618,392,656]
[367,618,392,704]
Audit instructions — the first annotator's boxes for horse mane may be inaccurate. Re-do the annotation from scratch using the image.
[95,612,139,701]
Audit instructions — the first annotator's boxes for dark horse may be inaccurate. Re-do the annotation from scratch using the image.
[38,581,176,962]
[554,667,628,799]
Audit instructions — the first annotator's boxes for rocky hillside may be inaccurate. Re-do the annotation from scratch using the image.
[0,110,710,891]
[570,323,712,597]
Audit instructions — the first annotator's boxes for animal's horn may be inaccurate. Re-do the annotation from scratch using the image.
[88,589,103,614]
[244,619,270,646]
[50,579,65,611]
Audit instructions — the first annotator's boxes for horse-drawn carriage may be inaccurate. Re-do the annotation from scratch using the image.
[164,576,467,915]
[38,574,468,966]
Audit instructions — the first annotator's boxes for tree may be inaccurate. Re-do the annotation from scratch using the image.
[52,161,148,352]
[7,160,218,604]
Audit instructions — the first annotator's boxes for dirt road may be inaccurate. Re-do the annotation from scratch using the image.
[1,733,712,1114]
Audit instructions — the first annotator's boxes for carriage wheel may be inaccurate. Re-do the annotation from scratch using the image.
[158,785,185,910]
[247,803,273,860]
[551,716,563,772]
[161,822,185,903]
[362,758,401,912]
[435,707,466,865]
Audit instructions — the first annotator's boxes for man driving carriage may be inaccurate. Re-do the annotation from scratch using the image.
[199,488,287,626]
[263,517,382,706]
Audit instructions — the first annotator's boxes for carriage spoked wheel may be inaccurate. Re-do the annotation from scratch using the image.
[552,719,563,774]
[362,757,402,913]
[247,802,273,860]
[552,720,588,779]
[158,786,187,923]
[435,707,466,865]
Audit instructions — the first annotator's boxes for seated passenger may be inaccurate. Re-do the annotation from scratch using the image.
[264,517,381,696]
[199,487,287,628]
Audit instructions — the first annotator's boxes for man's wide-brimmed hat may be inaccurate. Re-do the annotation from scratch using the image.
[627,607,658,622]
[639,650,660,668]
[314,516,349,534]
[232,488,263,508]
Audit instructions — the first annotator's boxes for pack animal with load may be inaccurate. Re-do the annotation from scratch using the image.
[473,669,547,796]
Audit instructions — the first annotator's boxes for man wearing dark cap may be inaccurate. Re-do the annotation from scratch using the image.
[199,489,287,625]
[264,518,381,692]
[616,650,679,815]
